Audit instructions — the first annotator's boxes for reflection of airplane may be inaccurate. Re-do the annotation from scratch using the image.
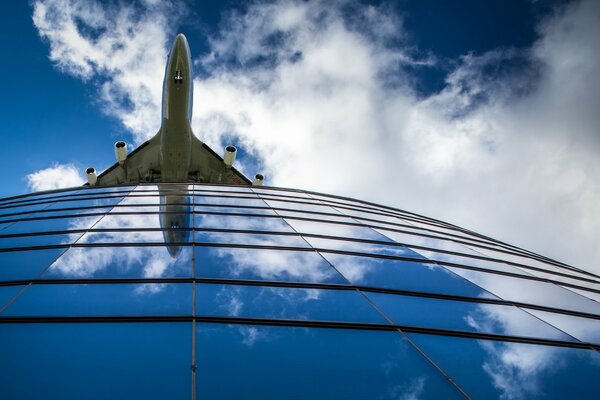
[159,185,191,257]
[85,33,264,187]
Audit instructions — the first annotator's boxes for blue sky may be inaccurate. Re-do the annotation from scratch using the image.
[0,0,599,273]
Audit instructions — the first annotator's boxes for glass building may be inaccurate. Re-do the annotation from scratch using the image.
[0,183,599,399]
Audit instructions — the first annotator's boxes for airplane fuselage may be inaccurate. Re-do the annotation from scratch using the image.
[160,34,193,182]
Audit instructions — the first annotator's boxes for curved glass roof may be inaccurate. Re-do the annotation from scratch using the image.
[0,184,599,399]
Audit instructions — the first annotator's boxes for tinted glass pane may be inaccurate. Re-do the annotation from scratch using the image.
[197,284,385,323]
[320,253,497,298]
[80,230,171,244]
[414,247,538,275]
[0,248,65,281]
[42,246,193,279]
[194,214,293,232]
[0,285,24,311]
[196,323,464,399]
[286,219,393,242]
[527,310,600,345]
[195,232,309,247]
[195,184,253,192]
[194,195,268,208]
[194,205,276,215]
[409,334,600,400]
[3,283,191,316]
[47,196,124,209]
[367,292,573,341]
[94,213,163,229]
[307,237,425,258]
[0,215,102,235]
[0,323,191,399]
[195,247,345,284]
[274,209,352,223]
[0,232,83,248]
[0,202,54,220]
[252,187,312,198]
[445,266,600,315]
[265,199,343,214]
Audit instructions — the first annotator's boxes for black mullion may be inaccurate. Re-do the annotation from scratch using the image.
[0,315,597,351]
[1,276,599,321]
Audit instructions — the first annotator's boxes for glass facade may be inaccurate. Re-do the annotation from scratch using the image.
[1,183,599,399]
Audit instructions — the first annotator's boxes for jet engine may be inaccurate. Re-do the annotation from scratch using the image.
[114,141,127,164]
[252,173,264,186]
[86,167,97,185]
[223,145,236,168]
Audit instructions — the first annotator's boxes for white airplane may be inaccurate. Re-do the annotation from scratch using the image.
[85,33,264,187]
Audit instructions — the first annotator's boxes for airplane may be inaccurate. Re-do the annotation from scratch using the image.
[83,34,265,257]
[85,33,264,187]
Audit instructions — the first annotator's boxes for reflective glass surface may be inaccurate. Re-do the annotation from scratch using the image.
[409,334,600,399]
[307,237,425,258]
[196,323,464,399]
[0,285,24,311]
[194,213,293,232]
[195,231,309,247]
[0,248,66,281]
[0,232,84,248]
[286,218,394,241]
[0,323,191,399]
[367,292,573,340]
[195,247,345,284]
[446,266,600,315]
[0,215,102,235]
[42,246,193,279]
[320,252,496,298]
[527,309,600,345]
[197,284,386,323]
[3,283,191,316]
[1,184,598,398]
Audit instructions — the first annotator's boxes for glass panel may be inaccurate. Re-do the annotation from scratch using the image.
[194,195,268,208]
[0,323,191,399]
[413,247,537,275]
[409,333,600,400]
[94,213,163,229]
[0,232,83,248]
[46,196,124,210]
[193,206,277,215]
[563,286,600,303]
[80,230,173,244]
[0,215,102,235]
[264,199,343,214]
[251,187,312,199]
[3,283,191,316]
[445,266,600,315]
[0,285,24,311]
[0,202,54,221]
[194,214,293,232]
[197,284,386,323]
[195,247,345,284]
[306,237,425,258]
[274,209,352,223]
[367,292,573,341]
[287,219,395,242]
[527,310,600,345]
[320,253,497,299]
[196,323,464,399]
[42,246,193,279]
[195,184,253,192]
[0,248,66,281]
[195,232,309,247]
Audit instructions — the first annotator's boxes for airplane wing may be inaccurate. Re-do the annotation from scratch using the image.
[95,133,162,186]
[93,133,251,186]
[188,134,251,185]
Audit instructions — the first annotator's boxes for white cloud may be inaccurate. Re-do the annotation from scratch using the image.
[26,163,84,191]
[30,0,600,274]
